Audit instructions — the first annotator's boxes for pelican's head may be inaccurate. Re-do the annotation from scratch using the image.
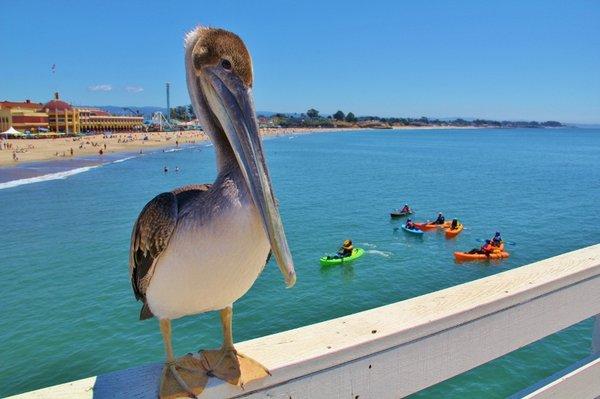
[185,26,296,288]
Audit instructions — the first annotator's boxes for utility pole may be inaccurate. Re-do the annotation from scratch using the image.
[166,82,171,123]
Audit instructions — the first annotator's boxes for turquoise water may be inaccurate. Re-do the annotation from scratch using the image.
[1,128,599,397]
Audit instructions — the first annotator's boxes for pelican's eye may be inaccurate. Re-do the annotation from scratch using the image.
[221,59,232,70]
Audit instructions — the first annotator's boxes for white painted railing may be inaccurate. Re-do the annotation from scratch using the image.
[9,244,600,399]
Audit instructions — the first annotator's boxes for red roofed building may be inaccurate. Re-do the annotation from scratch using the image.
[0,93,144,134]
[0,99,44,110]
[42,92,81,133]
[0,99,49,132]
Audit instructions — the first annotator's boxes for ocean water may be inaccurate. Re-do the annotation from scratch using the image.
[1,128,599,397]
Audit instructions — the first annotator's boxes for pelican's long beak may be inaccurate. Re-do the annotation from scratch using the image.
[200,66,296,287]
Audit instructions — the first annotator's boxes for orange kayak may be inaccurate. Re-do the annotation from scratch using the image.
[444,224,464,238]
[454,250,510,262]
[414,221,450,231]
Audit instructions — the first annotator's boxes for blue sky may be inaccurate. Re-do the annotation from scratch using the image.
[1,1,599,123]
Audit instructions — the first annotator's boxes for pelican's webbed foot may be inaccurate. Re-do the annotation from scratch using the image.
[159,355,207,399]
[200,347,270,388]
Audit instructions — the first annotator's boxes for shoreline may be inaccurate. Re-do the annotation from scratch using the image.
[0,127,362,168]
[0,125,481,169]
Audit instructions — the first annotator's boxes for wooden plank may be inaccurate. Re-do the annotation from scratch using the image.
[9,244,600,399]
[509,354,600,399]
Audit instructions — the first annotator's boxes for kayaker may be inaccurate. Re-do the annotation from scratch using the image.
[467,240,493,255]
[406,219,416,230]
[401,204,411,214]
[491,232,502,246]
[433,212,445,225]
[450,219,459,230]
[338,239,353,258]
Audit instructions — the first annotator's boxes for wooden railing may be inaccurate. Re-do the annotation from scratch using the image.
[9,244,600,399]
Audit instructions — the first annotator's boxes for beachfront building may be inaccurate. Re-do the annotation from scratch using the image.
[0,109,12,132]
[42,93,144,133]
[0,93,144,135]
[78,108,144,133]
[43,93,81,134]
[0,100,49,133]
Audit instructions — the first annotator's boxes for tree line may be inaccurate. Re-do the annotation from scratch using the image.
[169,105,563,129]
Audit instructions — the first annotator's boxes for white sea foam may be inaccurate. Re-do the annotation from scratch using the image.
[361,242,377,248]
[0,165,100,190]
[112,156,136,164]
[367,249,393,258]
[164,148,183,153]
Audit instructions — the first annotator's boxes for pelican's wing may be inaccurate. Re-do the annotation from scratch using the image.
[129,192,179,318]
[129,184,212,320]
[172,183,212,210]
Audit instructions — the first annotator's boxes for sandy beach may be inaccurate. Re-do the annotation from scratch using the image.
[0,131,204,166]
[0,127,361,166]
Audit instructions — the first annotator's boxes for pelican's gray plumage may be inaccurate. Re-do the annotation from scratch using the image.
[129,27,296,398]
[130,184,211,320]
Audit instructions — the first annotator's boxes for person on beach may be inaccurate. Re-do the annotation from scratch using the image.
[337,239,354,258]
[468,240,494,255]
[433,212,445,225]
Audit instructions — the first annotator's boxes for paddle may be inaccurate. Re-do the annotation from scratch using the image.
[476,238,516,246]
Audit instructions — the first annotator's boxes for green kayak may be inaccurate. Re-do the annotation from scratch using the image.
[320,248,365,266]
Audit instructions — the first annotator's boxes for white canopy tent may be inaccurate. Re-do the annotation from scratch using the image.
[1,126,24,137]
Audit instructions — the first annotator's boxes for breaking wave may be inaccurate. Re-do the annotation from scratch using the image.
[0,165,100,190]
[111,156,136,164]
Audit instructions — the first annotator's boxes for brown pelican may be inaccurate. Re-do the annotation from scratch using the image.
[129,26,296,398]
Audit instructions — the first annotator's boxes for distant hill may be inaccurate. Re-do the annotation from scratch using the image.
[82,106,300,120]
[567,123,600,129]
[83,106,282,120]
[78,106,576,128]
